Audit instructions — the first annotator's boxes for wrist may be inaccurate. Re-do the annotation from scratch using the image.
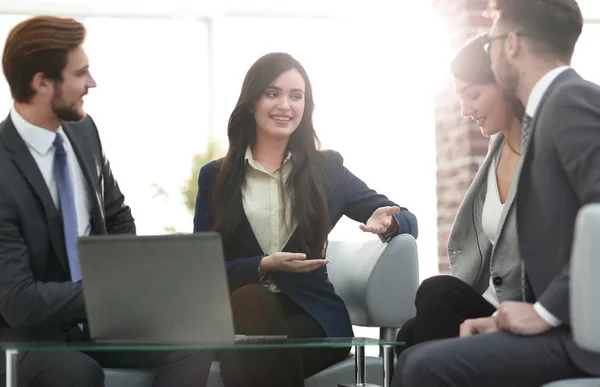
[259,254,272,274]
[383,217,398,236]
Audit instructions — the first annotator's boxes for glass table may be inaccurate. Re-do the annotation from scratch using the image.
[3,337,403,387]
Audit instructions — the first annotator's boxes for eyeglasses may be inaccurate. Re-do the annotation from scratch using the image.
[482,31,527,54]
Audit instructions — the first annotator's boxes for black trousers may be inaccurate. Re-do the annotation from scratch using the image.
[395,275,496,356]
[219,284,350,387]
[2,337,212,387]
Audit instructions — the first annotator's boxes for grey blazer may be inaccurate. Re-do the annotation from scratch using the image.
[448,133,523,303]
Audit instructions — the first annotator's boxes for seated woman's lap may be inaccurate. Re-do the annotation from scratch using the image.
[395,275,496,356]
[220,284,348,385]
[228,284,292,337]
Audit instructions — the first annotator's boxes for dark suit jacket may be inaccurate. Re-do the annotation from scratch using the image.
[517,69,600,375]
[0,114,134,370]
[193,150,418,337]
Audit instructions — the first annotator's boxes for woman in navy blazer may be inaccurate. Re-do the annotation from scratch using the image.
[194,52,418,387]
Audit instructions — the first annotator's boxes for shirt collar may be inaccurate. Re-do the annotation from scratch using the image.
[10,107,63,156]
[525,66,570,117]
[244,146,292,172]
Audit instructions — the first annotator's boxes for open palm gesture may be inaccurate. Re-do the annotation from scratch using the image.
[359,206,400,234]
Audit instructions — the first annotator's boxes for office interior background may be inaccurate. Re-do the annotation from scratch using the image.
[0,0,598,341]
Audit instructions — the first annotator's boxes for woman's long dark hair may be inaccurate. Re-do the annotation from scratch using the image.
[450,34,525,121]
[212,52,330,257]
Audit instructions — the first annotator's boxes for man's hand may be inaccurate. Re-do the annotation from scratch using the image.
[496,301,552,336]
[459,316,500,337]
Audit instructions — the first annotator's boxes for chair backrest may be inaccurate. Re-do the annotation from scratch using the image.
[571,203,600,352]
[326,234,418,328]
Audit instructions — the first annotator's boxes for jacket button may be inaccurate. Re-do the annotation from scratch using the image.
[493,276,503,286]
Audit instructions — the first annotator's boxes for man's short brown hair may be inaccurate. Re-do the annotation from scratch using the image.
[2,16,86,103]
[487,0,583,62]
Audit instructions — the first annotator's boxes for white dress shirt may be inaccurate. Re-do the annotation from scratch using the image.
[523,65,570,327]
[10,107,92,238]
[525,66,570,117]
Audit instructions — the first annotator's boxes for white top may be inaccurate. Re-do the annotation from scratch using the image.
[10,107,92,237]
[481,148,504,308]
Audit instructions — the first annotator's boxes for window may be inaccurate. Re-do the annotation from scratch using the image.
[578,0,600,20]
[0,15,30,112]
[82,18,209,234]
[572,23,600,85]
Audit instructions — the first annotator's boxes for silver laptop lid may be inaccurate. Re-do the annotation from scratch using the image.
[78,233,235,344]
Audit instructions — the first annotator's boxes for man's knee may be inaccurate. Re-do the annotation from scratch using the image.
[395,342,450,387]
[401,348,432,387]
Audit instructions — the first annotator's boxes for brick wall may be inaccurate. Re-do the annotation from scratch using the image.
[432,0,491,273]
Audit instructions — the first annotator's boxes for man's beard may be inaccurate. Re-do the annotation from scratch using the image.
[51,88,86,122]
[495,50,520,100]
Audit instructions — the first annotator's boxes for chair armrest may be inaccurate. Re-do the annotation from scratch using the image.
[326,234,418,328]
[571,203,600,352]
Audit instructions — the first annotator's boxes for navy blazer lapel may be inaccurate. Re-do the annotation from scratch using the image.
[1,116,70,274]
[238,203,265,254]
[62,123,106,233]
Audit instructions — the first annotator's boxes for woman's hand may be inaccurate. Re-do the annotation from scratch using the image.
[359,206,400,234]
[260,252,329,273]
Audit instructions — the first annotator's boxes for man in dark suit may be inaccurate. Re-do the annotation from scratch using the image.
[392,1,600,386]
[0,15,211,387]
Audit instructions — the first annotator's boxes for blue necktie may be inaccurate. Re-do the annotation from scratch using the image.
[53,134,81,282]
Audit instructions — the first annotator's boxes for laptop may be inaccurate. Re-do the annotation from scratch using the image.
[78,233,238,344]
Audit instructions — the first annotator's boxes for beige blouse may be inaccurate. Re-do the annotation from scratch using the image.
[242,147,295,293]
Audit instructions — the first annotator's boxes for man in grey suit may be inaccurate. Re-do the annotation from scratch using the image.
[0,15,211,387]
[392,0,600,386]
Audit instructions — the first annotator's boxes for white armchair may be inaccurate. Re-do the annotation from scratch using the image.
[542,203,600,387]
[305,233,419,387]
